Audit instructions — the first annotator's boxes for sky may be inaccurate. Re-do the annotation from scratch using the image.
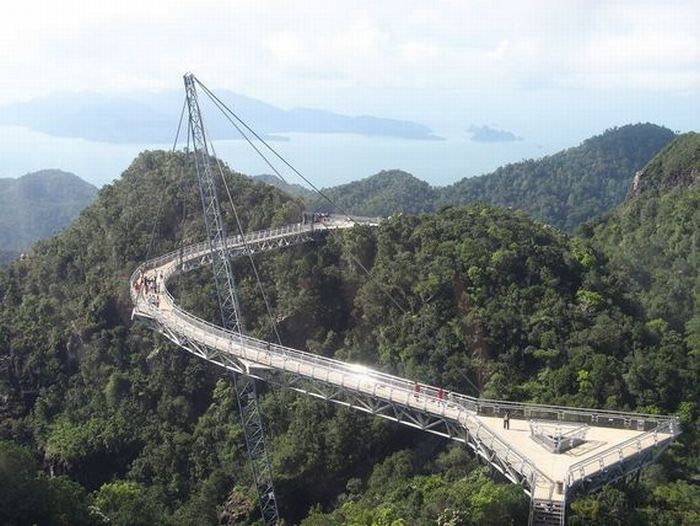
[0,0,698,181]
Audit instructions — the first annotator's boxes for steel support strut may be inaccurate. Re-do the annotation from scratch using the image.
[233,373,278,525]
[183,73,280,525]
[183,73,242,334]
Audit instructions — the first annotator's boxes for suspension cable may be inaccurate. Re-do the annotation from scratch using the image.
[146,94,187,260]
[173,96,187,152]
[137,95,188,306]
[201,114,284,344]
[195,85,304,220]
[176,127,192,293]
[216,153,283,344]
[194,78,340,211]
[195,77,407,314]
[199,88,291,186]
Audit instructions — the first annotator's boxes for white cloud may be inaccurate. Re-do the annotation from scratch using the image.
[0,0,697,111]
[265,31,306,68]
[577,29,700,89]
[399,42,440,63]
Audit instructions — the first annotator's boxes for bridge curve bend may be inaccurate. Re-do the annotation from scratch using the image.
[130,217,680,523]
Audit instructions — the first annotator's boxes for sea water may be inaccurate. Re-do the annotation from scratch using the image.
[0,125,566,188]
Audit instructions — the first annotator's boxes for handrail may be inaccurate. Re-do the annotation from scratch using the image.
[132,227,676,431]
[529,421,589,440]
[565,418,678,487]
[130,220,679,504]
[131,225,555,494]
[132,230,674,429]
[132,235,673,432]
[131,223,673,430]
[470,398,673,429]
[529,421,589,455]
[149,294,555,495]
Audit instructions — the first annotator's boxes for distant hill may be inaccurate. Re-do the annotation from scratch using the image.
[0,170,97,256]
[0,91,441,143]
[252,174,316,200]
[439,123,676,230]
[307,169,438,216]
[584,132,699,332]
[275,124,675,230]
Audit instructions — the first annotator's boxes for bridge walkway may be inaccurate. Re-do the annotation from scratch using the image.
[130,219,680,523]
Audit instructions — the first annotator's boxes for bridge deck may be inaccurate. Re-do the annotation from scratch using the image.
[477,416,645,487]
[130,219,680,516]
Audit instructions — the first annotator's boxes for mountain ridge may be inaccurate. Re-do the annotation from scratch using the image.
[252,174,316,200]
[307,169,437,216]
[628,131,700,197]
[0,90,441,143]
[584,132,699,333]
[271,123,676,230]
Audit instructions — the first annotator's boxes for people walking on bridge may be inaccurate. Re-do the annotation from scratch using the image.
[437,387,445,405]
[503,410,510,430]
[413,382,420,400]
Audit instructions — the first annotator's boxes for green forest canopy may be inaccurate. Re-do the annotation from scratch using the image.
[0,136,697,525]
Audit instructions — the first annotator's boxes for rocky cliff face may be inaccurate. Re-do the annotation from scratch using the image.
[628,132,699,198]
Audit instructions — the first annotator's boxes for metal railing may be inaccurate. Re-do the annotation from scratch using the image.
[145,291,555,498]
[131,228,555,496]
[130,221,680,506]
[129,222,311,303]
[565,418,678,488]
[469,398,673,431]
[529,421,589,454]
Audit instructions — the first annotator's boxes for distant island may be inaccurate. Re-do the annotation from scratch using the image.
[0,91,443,143]
[468,124,522,142]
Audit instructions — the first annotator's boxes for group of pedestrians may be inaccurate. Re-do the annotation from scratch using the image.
[133,272,162,308]
[141,274,160,294]
[409,381,513,430]
[412,382,453,406]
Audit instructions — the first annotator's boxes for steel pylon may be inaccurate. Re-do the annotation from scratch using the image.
[183,72,280,525]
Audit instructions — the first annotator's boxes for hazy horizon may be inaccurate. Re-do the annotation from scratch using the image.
[0,1,697,186]
[0,121,654,188]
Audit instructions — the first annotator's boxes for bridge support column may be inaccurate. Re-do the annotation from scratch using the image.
[529,496,565,526]
[232,372,279,526]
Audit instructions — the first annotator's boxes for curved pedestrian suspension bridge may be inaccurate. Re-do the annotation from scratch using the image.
[131,215,680,526]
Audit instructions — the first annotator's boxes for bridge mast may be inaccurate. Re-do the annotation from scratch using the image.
[183,73,280,525]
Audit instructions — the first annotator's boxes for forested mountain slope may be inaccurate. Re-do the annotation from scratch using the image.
[308,169,437,216]
[0,150,696,525]
[0,153,526,525]
[0,170,97,256]
[583,134,699,415]
[570,133,699,525]
[287,124,674,231]
[252,173,316,200]
[584,132,699,331]
[440,123,675,230]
